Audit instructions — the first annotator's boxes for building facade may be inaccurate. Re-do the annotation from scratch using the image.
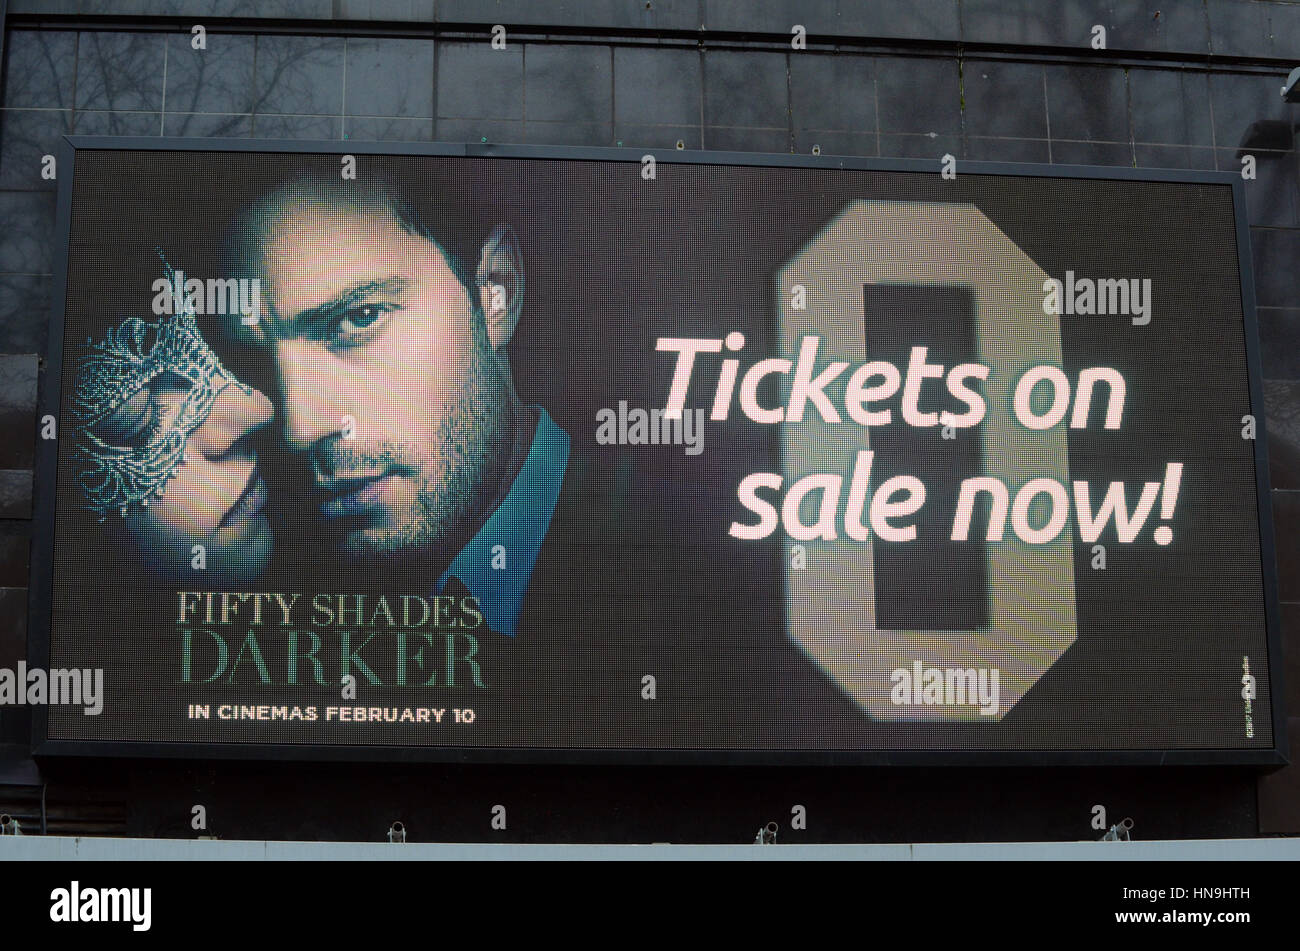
[0,0,1296,842]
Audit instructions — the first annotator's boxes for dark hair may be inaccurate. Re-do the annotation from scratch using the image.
[221,163,490,304]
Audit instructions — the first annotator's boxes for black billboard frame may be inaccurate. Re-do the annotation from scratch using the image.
[26,136,1290,768]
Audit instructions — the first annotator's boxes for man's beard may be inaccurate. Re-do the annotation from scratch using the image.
[316,344,514,573]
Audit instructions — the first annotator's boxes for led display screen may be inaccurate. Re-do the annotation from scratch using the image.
[32,142,1283,761]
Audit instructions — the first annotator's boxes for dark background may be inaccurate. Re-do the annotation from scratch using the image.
[0,0,1298,842]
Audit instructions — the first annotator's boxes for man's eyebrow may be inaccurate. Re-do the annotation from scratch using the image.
[288,276,408,330]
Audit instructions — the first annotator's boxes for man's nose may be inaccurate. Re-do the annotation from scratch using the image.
[274,341,349,452]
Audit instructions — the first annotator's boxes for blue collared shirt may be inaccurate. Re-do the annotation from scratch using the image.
[435,406,570,636]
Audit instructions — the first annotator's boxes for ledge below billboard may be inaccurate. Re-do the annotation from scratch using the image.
[27,139,1286,764]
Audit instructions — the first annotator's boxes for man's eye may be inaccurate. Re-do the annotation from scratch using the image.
[334,303,393,336]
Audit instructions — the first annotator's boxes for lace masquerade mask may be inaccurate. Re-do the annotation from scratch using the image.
[70,255,252,520]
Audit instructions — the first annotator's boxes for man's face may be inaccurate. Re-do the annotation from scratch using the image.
[235,193,513,562]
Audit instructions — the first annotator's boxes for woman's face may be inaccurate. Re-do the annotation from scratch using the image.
[73,306,275,583]
[102,380,274,581]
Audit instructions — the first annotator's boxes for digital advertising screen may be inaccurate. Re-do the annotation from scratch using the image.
[29,140,1285,763]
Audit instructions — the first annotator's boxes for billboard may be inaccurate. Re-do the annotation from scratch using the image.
[28,140,1286,763]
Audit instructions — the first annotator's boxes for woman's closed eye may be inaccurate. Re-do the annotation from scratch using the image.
[89,374,191,448]
[90,389,156,447]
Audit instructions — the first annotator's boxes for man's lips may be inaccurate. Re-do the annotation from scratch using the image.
[220,470,268,528]
[317,472,396,518]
